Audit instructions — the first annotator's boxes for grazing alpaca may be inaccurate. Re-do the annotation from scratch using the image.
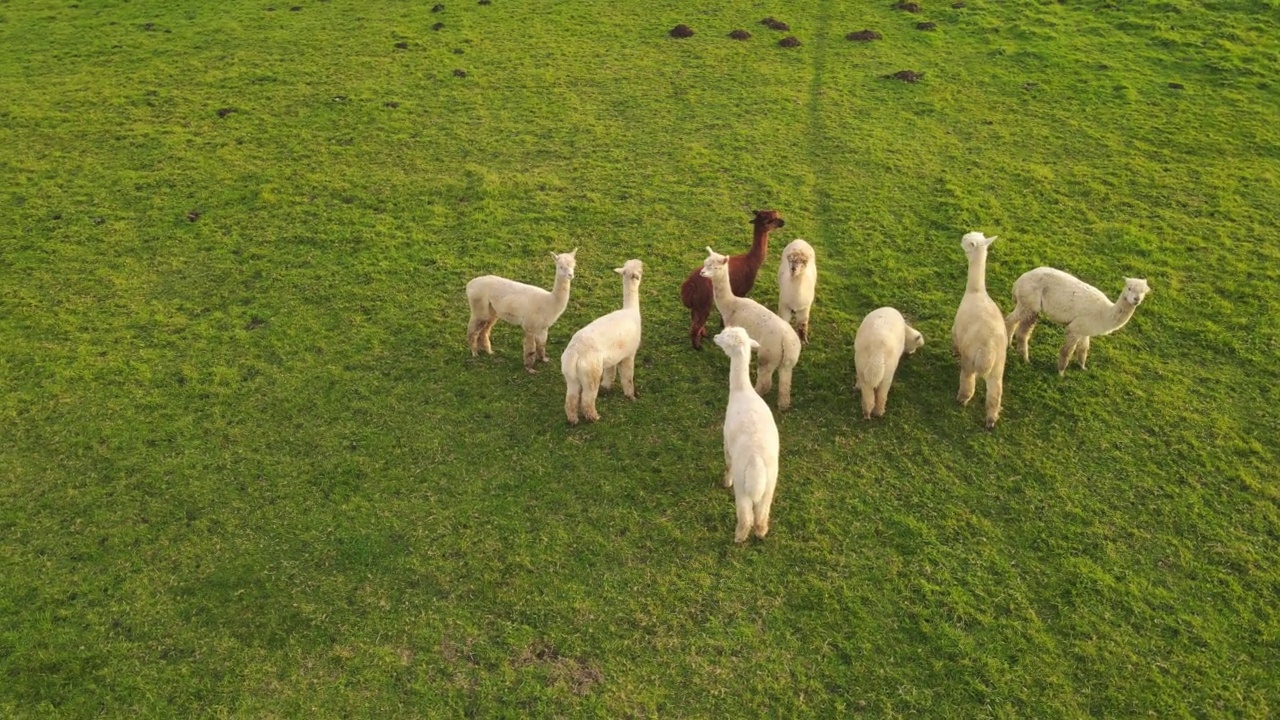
[715,326,780,544]
[680,209,786,349]
[854,307,924,419]
[777,238,817,343]
[701,247,802,410]
[1004,268,1151,375]
[951,232,1007,429]
[561,260,644,425]
[466,249,577,373]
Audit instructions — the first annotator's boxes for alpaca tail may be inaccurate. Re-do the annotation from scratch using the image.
[741,456,769,504]
[858,355,886,391]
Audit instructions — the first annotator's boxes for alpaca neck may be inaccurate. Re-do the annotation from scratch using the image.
[710,268,735,306]
[728,353,754,393]
[965,247,989,295]
[550,273,572,309]
[1104,297,1138,331]
[746,222,771,262]
[622,282,640,312]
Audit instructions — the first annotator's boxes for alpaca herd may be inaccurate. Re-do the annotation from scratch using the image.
[465,211,1152,543]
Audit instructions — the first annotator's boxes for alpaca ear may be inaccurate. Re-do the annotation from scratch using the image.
[749,339,761,350]
[614,267,624,275]
[570,247,578,257]
[706,246,715,256]
[550,251,558,261]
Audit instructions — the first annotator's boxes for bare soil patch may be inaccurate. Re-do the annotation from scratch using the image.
[896,2,922,12]
[917,21,937,30]
[846,29,881,41]
[761,17,790,31]
[886,69,923,82]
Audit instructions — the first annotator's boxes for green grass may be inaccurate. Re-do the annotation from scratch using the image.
[2,0,1278,716]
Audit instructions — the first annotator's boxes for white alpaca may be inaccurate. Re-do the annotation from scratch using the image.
[466,249,577,373]
[560,260,644,425]
[854,307,925,419]
[714,326,780,544]
[951,231,1007,429]
[777,239,817,343]
[701,247,802,410]
[1004,268,1151,376]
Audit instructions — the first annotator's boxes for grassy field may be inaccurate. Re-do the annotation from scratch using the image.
[2,0,1279,716]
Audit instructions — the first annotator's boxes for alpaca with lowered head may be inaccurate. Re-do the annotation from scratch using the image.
[561,260,644,425]
[715,326,780,544]
[466,249,577,373]
[701,246,802,410]
[1004,268,1150,375]
[777,238,817,343]
[680,209,785,349]
[951,231,1007,429]
[854,307,924,419]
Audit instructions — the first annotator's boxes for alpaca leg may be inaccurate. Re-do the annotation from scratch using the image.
[795,306,811,344]
[1058,334,1081,376]
[619,355,637,399]
[535,329,550,363]
[859,381,876,420]
[600,363,616,392]
[753,490,774,539]
[1017,317,1038,363]
[873,383,890,418]
[689,307,711,350]
[581,366,603,422]
[467,317,487,356]
[522,333,539,373]
[983,371,1003,429]
[480,315,498,354]
[722,446,733,488]
[1077,336,1091,370]
[957,367,977,406]
[564,377,581,425]
[755,357,778,397]
[775,364,793,411]
[733,493,754,544]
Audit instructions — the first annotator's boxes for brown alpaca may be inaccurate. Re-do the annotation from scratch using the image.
[680,209,786,349]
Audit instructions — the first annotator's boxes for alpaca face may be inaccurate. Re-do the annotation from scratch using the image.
[615,259,644,283]
[552,248,578,280]
[714,326,759,355]
[960,231,996,254]
[752,209,786,231]
[699,248,729,279]
[785,246,812,276]
[904,327,925,354]
[1123,278,1150,306]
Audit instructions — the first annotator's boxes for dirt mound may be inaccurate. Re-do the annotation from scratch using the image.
[729,29,751,40]
[761,17,790,31]
[670,24,694,38]
[886,70,923,82]
[846,29,881,41]
[895,2,922,12]
[916,21,937,30]
[778,36,801,48]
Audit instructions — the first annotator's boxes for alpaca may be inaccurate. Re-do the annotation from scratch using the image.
[701,247,802,410]
[1004,268,1151,375]
[777,239,817,343]
[680,209,786,349]
[466,249,577,373]
[854,307,924,419]
[951,232,1007,429]
[561,260,644,425]
[714,326,780,544]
